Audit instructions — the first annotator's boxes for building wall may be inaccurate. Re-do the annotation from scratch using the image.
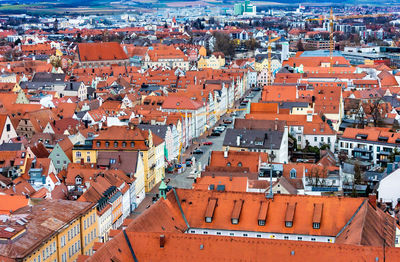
[0,116,18,144]
[72,149,97,164]
[81,207,98,256]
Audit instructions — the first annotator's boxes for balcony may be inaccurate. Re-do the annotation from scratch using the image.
[353,147,369,152]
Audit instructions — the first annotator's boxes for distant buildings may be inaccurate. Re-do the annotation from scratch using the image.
[234,0,256,16]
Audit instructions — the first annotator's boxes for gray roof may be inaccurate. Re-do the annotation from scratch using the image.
[32,72,66,82]
[223,128,283,150]
[138,124,168,139]
[0,143,24,151]
[97,151,138,175]
[20,81,83,92]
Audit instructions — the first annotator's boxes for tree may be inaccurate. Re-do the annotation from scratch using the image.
[296,40,304,51]
[306,167,327,187]
[353,162,362,185]
[213,32,236,58]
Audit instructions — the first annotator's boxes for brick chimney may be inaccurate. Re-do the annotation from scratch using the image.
[160,235,165,248]
[369,193,377,209]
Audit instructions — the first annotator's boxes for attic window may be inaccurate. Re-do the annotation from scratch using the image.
[227,162,231,167]
[75,176,82,185]
[96,141,101,147]
[105,142,110,148]
[131,142,135,147]
[290,169,297,179]
[122,142,127,148]
[238,162,242,167]
[114,141,118,148]
[313,222,320,229]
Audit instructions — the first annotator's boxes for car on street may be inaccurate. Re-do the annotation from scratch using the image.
[185,158,192,166]
[215,126,226,132]
[231,112,238,117]
[210,132,221,136]
[203,141,213,145]
[223,118,233,124]
[193,149,204,154]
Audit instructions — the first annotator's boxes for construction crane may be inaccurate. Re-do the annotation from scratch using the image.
[176,108,247,165]
[267,35,281,85]
[306,8,392,70]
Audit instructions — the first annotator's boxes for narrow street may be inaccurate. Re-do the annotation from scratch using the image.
[130,88,261,218]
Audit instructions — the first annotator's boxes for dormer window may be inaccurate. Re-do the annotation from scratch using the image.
[227,162,231,167]
[122,142,127,148]
[131,142,135,147]
[114,141,118,148]
[285,221,293,228]
[75,176,82,185]
[96,141,101,147]
[105,142,109,148]
[238,162,242,167]
[290,169,297,179]
[313,222,320,229]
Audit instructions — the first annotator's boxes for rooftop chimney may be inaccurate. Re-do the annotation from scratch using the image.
[224,147,228,158]
[274,118,278,131]
[236,135,241,147]
[369,194,377,209]
[160,235,165,248]
[307,113,312,122]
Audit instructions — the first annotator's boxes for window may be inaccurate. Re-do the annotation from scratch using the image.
[238,162,242,167]
[203,231,208,234]
[96,141,101,147]
[321,137,324,142]
[297,237,302,240]
[216,232,221,235]
[314,137,317,142]
[205,217,212,223]
[258,219,266,226]
[131,142,135,147]
[285,221,293,228]
[76,152,81,157]
[313,222,320,229]
[243,233,248,237]
[257,234,261,238]
[122,142,126,148]
[87,156,90,162]
[6,124,10,132]
[190,230,195,233]
[75,176,83,185]
[284,236,289,240]
[229,233,234,236]
[311,238,316,241]
[114,141,118,147]
[290,169,297,179]
[227,162,231,167]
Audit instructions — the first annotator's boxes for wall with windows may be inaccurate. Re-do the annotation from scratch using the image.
[72,149,97,164]
[81,207,98,256]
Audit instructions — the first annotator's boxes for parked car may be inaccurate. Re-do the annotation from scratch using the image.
[193,149,204,154]
[215,126,226,132]
[203,141,213,146]
[185,158,192,166]
[223,118,233,124]
[252,87,261,91]
[210,132,221,136]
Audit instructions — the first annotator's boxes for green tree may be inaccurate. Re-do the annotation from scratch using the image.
[213,32,236,58]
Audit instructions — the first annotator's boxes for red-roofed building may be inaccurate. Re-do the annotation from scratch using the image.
[76,42,129,68]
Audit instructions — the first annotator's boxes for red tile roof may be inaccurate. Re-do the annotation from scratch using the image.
[77,42,128,62]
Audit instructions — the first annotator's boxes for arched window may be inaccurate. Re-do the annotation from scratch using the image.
[290,169,297,179]
[227,162,231,167]
[238,162,242,167]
